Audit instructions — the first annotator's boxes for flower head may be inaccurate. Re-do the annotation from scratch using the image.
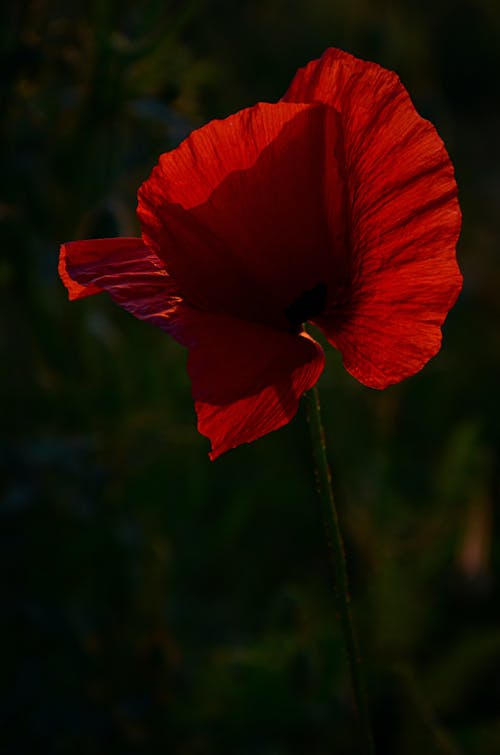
[59,48,462,459]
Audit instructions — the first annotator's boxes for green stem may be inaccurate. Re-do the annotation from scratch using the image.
[305,385,375,755]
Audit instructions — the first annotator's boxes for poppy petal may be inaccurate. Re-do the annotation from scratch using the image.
[284,48,462,387]
[138,101,348,331]
[59,243,102,300]
[60,237,182,331]
[60,237,324,458]
[185,321,324,459]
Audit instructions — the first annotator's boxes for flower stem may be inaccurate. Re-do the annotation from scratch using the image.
[305,385,375,755]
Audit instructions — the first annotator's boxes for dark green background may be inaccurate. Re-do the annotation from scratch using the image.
[2,1,499,753]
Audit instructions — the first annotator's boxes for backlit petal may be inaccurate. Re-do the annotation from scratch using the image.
[60,238,182,331]
[284,48,462,387]
[59,243,102,300]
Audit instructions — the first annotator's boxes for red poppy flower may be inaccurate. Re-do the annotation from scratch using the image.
[59,48,462,459]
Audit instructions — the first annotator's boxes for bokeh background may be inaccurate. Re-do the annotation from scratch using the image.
[2,1,500,753]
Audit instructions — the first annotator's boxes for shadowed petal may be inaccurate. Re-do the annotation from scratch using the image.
[60,237,324,458]
[138,100,348,330]
[186,322,325,459]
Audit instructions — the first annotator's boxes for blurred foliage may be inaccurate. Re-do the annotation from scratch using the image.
[1,0,500,753]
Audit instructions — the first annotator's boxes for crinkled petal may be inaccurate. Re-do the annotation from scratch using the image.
[138,100,347,331]
[284,48,462,387]
[59,243,102,300]
[59,238,182,330]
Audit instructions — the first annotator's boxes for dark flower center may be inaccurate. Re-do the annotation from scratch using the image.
[285,282,327,333]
